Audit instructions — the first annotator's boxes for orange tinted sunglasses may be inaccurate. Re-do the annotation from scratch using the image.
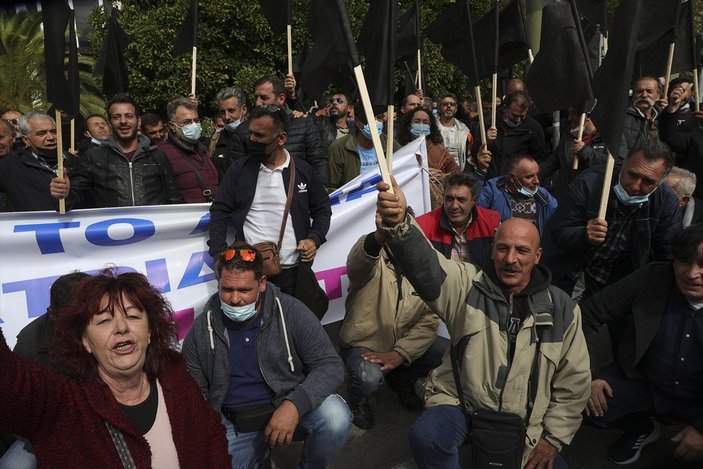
[220,248,257,262]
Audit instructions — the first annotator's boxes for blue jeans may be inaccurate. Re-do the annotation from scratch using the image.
[221,394,351,469]
[409,405,570,469]
[341,337,449,405]
[0,439,35,469]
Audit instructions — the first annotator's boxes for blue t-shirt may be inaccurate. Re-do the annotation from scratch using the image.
[357,143,378,175]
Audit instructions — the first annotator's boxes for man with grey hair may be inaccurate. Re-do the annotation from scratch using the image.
[213,86,249,180]
[436,92,471,169]
[159,97,219,203]
[0,111,72,211]
[619,76,666,160]
[666,166,703,228]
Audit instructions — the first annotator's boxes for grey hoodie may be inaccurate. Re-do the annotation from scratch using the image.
[182,282,343,416]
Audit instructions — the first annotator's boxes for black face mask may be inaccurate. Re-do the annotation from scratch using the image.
[248,134,279,163]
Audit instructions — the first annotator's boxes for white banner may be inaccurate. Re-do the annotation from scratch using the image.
[0,137,430,349]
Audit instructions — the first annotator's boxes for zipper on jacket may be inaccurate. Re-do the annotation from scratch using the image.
[497,292,514,411]
[128,161,135,205]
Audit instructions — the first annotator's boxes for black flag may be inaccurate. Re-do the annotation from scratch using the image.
[590,0,679,157]
[259,0,290,35]
[41,1,79,115]
[396,0,419,58]
[67,11,80,116]
[300,0,353,99]
[358,0,397,107]
[94,10,132,96]
[173,0,197,57]
[426,0,529,85]
[576,0,607,35]
[526,2,593,113]
[637,1,694,77]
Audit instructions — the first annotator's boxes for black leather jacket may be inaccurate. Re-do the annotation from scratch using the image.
[69,136,183,208]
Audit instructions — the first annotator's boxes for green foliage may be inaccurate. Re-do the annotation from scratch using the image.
[89,0,500,117]
[0,12,105,116]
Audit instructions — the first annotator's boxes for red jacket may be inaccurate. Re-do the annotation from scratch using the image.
[159,138,219,203]
[0,331,230,469]
[416,205,500,271]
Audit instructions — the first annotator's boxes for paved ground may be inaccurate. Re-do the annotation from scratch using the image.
[267,324,697,469]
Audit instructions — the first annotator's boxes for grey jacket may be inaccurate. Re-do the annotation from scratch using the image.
[182,282,343,416]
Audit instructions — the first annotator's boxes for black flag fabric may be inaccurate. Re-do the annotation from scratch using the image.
[576,0,607,35]
[94,10,132,96]
[41,1,79,115]
[259,0,290,35]
[173,0,197,57]
[525,2,593,113]
[637,1,695,77]
[590,0,679,158]
[358,0,397,107]
[396,0,419,58]
[425,0,529,85]
[300,0,353,99]
[67,12,80,116]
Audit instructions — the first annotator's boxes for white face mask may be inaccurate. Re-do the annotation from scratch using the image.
[225,119,242,131]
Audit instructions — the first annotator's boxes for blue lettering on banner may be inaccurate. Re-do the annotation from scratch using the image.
[85,218,155,246]
[145,258,171,293]
[14,222,81,254]
[178,251,216,288]
[190,213,210,235]
[329,173,383,207]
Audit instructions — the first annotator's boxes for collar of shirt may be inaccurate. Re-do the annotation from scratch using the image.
[259,149,291,173]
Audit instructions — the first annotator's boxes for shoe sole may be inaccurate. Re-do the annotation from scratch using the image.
[608,421,662,465]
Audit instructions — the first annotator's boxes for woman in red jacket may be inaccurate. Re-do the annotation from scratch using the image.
[0,270,230,468]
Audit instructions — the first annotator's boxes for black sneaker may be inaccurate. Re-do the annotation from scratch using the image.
[350,400,374,430]
[386,373,424,412]
[607,419,661,465]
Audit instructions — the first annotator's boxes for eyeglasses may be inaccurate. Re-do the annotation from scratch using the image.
[328,97,346,104]
[220,248,257,262]
[7,119,18,125]
[441,102,457,107]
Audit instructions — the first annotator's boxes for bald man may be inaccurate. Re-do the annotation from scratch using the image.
[375,181,591,469]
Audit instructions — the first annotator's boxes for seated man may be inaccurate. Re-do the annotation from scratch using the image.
[477,154,557,236]
[376,182,591,469]
[340,230,449,429]
[542,135,681,297]
[417,172,500,270]
[183,242,350,468]
[581,224,703,465]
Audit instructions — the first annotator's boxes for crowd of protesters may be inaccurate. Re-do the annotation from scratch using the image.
[1,66,703,468]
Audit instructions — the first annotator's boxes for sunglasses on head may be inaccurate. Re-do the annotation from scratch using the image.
[220,248,257,262]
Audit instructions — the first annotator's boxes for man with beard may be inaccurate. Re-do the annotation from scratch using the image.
[0,112,74,211]
[619,76,666,161]
[208,105,331,297]
[60,93,183,208]
[314,91,354,154]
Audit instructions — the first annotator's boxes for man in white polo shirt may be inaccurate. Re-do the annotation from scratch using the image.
[208,105,332,297]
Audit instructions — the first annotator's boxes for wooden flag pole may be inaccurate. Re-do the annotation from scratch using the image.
[190,46,197,96]
[663,43,676,98]
[491,73,498,128]
[287,24,294,76]
[571,112,587,171]
[70,118,75,153]
[475,85,487,146]
[694,68,700,112]
[353,66,393,192]
[417,49,423,91]
[387,104,395,172]
[598,152,616,219]
[55,109,66,214]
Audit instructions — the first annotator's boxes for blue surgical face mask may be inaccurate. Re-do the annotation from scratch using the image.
[503,116,521,128]
[225,119,242,131]
[613,182,652,206]
[220,292,259,322]
[361,121,384,139]
[410,123,431,137]
[91,137,103,145]
[179,122,202,143]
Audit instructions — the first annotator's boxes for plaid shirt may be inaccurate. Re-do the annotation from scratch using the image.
[585,198,638,286]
